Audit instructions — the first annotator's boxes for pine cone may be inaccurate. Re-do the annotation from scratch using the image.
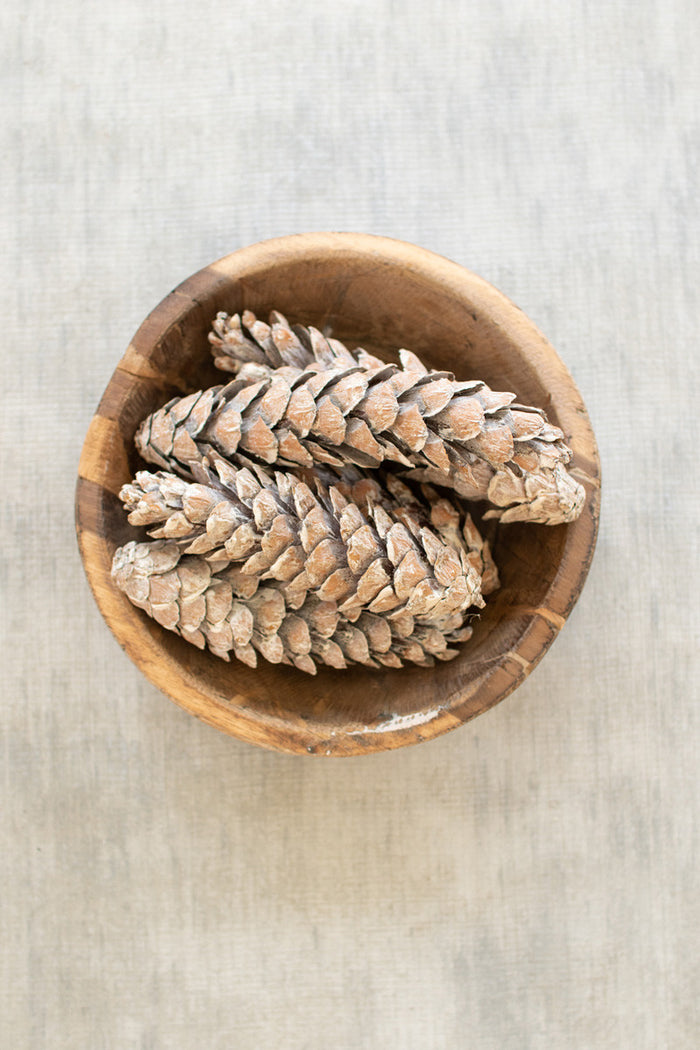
[135,310,584,525]
[111,540,474,673]
[118,457,489,624]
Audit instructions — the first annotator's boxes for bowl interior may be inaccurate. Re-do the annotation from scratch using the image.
[77,234,600,754]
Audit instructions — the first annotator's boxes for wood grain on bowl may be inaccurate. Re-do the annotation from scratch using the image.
[76,233,600,756]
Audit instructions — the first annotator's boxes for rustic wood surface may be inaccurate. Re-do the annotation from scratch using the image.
[76,234,601,755]
[3,2,697,1047]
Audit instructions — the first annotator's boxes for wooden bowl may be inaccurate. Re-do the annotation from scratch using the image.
[76,233,600,756]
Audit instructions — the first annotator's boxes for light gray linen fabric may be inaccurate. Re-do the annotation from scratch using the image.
[2,1,697,1047]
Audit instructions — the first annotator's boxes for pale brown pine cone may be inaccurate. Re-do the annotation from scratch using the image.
[135,310,583,525]
[111,540,475,673]
[118,457,490,625]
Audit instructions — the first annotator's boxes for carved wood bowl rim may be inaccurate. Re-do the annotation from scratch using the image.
[76,232,600,756]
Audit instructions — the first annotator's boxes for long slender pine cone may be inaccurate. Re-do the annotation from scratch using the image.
[118,458,491,626]
[197,309,585,525]
[111,540,474,673]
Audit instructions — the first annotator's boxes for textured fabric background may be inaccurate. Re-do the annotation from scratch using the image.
[2,1,698,1047]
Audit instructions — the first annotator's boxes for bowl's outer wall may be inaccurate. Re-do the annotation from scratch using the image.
[76,233,601,755]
